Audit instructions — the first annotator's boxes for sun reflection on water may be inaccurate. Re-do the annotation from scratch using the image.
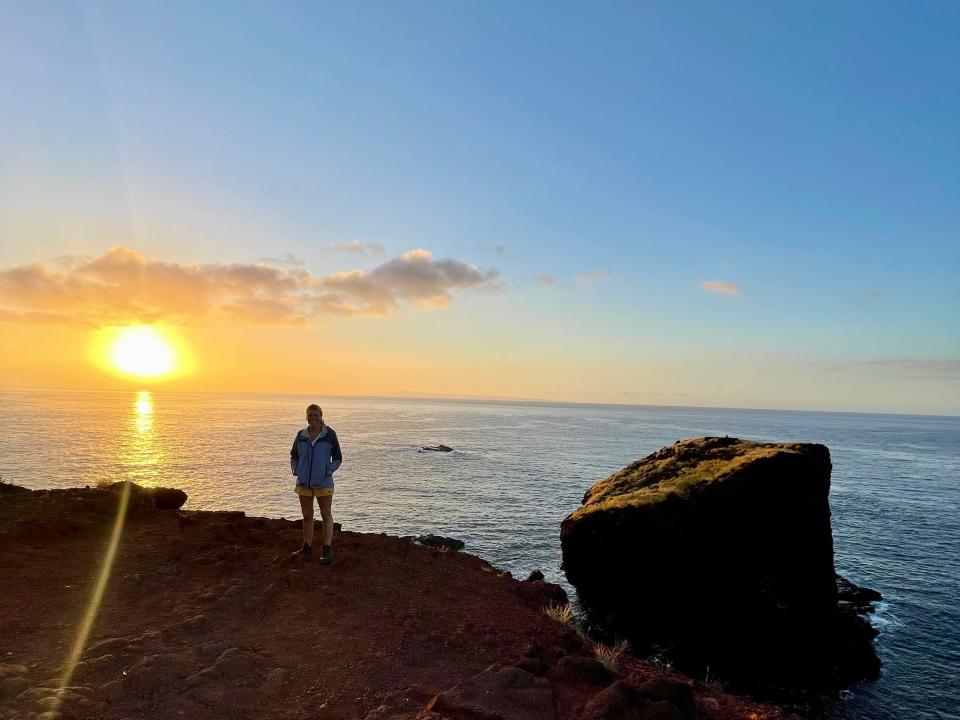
[121,390,164,486]
[134,391,154,433]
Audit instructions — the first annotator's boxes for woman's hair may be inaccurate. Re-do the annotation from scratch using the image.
[306,404,322,415]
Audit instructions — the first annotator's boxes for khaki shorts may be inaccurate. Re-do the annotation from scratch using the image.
[295,486,334,498]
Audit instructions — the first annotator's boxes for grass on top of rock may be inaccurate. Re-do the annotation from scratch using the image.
[570,438,808,519]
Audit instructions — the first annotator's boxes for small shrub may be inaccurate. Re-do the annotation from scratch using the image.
[593,638,630,672]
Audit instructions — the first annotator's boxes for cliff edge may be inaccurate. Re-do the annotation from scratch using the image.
[0,481,792,720]
[560,436,881,701]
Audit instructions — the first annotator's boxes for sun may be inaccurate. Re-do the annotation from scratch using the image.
[92,325,192,381]
[110,327,174,377]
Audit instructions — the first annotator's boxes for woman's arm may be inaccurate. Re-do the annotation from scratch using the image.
[290,436,300,475]
[329,431,343,472]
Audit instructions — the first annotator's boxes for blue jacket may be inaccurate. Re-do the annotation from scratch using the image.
[290,425,343,489]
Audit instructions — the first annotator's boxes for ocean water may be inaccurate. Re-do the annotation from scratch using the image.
[0,389,957,719]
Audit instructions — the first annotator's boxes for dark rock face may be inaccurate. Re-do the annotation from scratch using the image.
[560,436,881,699]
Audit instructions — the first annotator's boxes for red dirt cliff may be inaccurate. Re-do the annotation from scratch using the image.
[0,482,792,720]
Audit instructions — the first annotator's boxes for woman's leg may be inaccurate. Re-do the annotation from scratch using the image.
[318,495,334,547]
[299,494,315,547]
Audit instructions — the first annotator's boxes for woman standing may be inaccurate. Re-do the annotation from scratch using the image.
[289,404,342,562]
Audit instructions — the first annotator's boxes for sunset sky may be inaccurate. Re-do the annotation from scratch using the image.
[1,2,958,414]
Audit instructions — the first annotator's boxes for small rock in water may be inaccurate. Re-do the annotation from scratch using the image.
[421,444,453,453]
[525,569,545,582]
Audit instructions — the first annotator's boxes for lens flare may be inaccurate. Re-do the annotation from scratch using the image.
[55,481,132,710]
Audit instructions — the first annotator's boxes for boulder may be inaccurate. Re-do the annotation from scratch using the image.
[560,436,881,698]
[152,487,187,510]
[516,580,568,609]
[547,654,617,686]
[416,534,465,551]
[427,665,554,720]
[421,445,453,452]
[582,680,686,720]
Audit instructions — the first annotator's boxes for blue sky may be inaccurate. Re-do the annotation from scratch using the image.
[1,1,958,412]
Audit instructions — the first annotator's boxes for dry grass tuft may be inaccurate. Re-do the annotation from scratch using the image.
[593,638,630,672]
[544,602,574,625]
[703,666,727,689]
[544,603,591,639]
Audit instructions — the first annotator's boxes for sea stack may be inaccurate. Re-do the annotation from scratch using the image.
[560,436,881,699]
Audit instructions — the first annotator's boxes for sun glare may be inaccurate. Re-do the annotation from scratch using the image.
[111,327,173,377]
[93,326,191,381]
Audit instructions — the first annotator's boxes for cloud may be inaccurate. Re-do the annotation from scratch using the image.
[575,271,611,288]
[325,240,385,256]
[817,357,960,380]
[257,252,304,267]
[0,246,501,326]
[536,274,556,286]
[700,280,740,296]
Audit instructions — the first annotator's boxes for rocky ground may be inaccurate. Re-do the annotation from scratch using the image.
[0,482,792,720]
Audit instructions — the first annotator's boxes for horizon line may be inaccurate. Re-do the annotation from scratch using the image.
[2,385,957,419]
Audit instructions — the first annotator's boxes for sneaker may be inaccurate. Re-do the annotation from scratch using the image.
[319,545,333,564]
[290,543,312,560]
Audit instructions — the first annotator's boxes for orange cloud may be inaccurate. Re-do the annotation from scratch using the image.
[700,280,741,296]
[0,247,501,325]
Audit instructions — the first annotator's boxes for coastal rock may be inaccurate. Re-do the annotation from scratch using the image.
[152,488,187,510]
[416,534,465,551]
[517,580,568,609]
[560,436,881,698]
[421,444,453,453]
[526,569,545,582]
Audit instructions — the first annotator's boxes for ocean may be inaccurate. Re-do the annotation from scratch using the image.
[1,389,957,719]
